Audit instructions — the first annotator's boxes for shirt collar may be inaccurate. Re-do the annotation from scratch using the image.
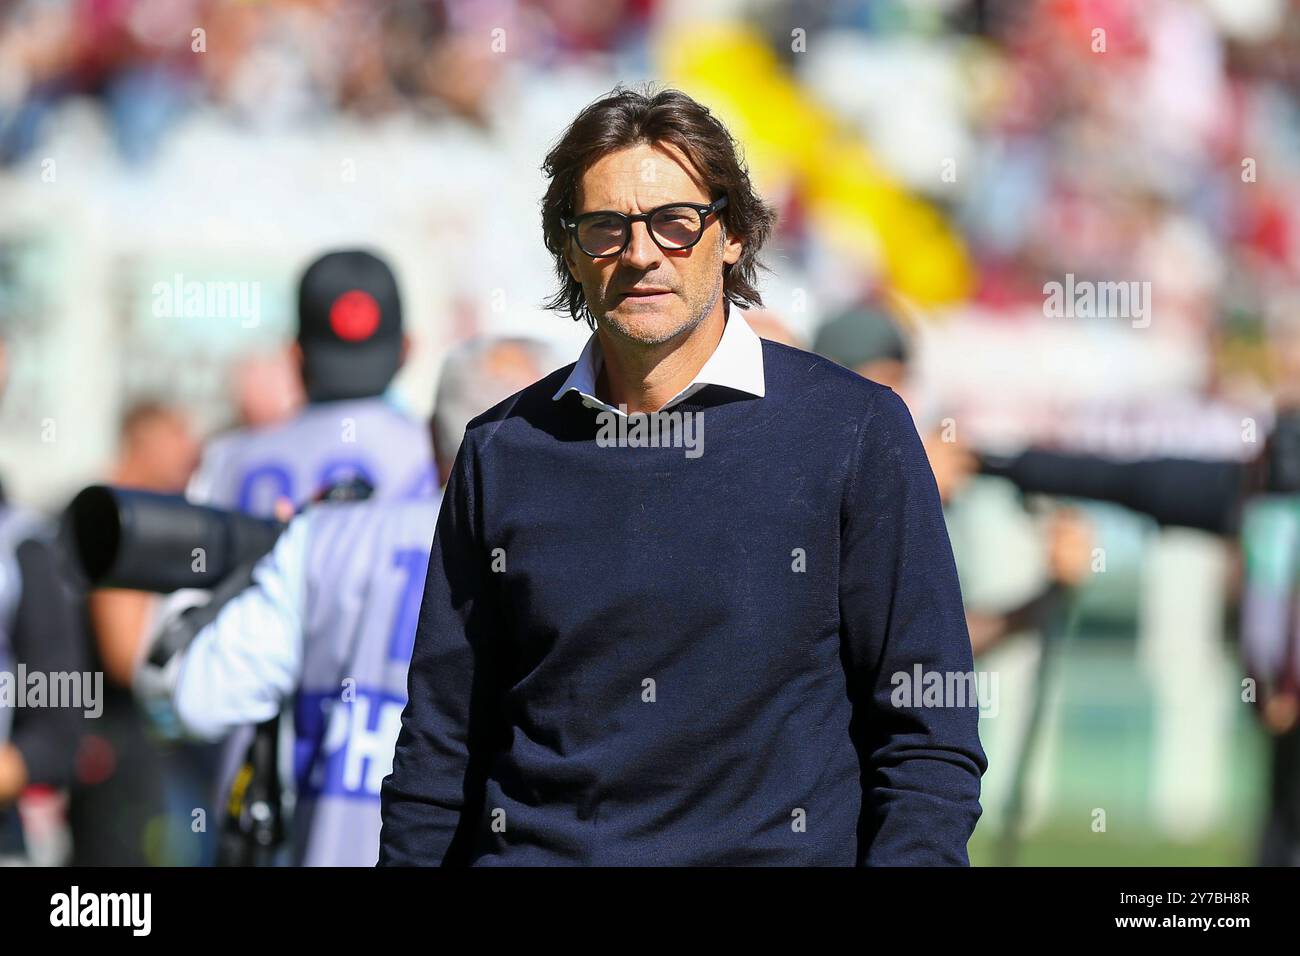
[552,307,766,417]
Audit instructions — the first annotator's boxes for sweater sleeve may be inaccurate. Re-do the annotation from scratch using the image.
[839,387,988,866]
[379,434,501,866]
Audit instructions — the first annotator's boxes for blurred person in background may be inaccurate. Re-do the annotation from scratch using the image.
[0,337,88,864]
[88,400,200,687]
[187,249,433,516]
[742,308,805,350]
[106,400,200,494]
[70,397,200,865]
[175,248,433,861]
[231,352,304,430]
[135,336,557,865]
[815,301,1300,865]
[428,337,561,489]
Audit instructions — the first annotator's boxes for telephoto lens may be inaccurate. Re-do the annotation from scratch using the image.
[62,484,284,593]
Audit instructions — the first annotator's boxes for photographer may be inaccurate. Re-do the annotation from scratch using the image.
[186,250,435,515]
[131,337,555,865]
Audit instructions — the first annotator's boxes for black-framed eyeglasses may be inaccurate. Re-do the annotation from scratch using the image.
[562,196,728,258]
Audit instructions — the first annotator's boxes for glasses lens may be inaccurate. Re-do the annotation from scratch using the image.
[576,213,628,256]
[650,206,704,249]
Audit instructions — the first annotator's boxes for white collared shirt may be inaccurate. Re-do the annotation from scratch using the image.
[552,308,767,416]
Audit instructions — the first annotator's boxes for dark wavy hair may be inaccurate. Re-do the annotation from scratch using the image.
[541,84,778,330]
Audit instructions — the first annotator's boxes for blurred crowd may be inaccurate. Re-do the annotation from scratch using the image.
[0,0,659,165]
[4,0,1299,376]
[3,0,1300,864]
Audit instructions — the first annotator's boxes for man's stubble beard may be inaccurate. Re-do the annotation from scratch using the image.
[589,239,729,348]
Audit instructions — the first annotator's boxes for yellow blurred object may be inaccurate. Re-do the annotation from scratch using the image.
[661,22,973,307]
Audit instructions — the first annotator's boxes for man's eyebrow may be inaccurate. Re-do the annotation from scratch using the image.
[574,198,709,214]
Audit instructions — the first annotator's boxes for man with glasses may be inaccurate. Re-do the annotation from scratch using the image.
[380,85,987,866]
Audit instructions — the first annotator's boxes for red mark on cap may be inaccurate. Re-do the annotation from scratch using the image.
[330,290,381,341]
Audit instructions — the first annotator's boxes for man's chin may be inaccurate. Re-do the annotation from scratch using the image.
[601,305,692,346]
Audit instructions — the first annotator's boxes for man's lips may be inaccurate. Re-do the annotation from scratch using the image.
[619,288,674,300]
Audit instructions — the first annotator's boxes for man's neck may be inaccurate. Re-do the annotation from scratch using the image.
[594,304,727,414]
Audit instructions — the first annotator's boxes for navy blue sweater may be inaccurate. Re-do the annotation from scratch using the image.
[379,339,987,866]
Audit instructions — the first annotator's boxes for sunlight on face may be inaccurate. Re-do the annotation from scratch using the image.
[564,142,740,346]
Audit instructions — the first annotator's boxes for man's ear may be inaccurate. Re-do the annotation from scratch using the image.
[721,226,743,267]
[562,236,581,282]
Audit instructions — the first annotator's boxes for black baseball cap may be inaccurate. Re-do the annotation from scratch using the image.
[297,250,404,402]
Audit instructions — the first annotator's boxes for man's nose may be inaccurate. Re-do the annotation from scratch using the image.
[621,219,662,270]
